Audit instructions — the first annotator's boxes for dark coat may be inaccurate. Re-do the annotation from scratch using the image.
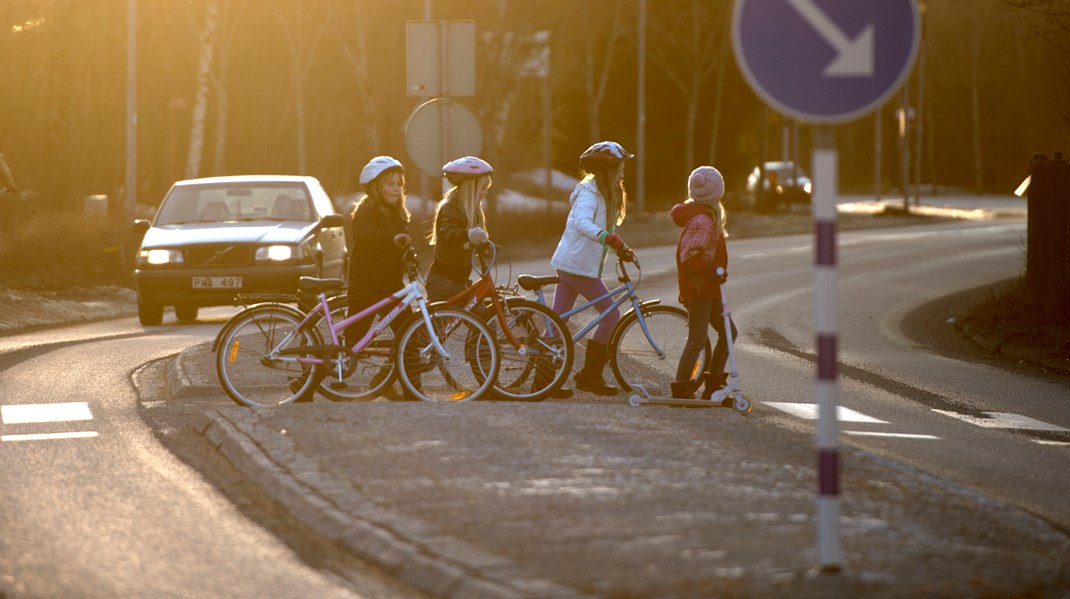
[428,197,475,285]
[346,199,409,308]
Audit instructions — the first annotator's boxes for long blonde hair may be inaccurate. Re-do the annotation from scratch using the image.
[429,175,490,245]
[584,167,627,227]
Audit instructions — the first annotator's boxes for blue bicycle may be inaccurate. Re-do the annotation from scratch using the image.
[516,251,709,397]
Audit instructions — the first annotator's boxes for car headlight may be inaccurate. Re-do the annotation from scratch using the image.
[139,248,183,266]
[804,182,812,194]
[255,243,309,262]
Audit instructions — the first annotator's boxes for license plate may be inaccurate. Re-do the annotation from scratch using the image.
[192,276,243,289]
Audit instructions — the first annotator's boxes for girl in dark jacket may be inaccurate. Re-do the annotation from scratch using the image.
[670,166,737,401]
[426,156,493,302]
[345,156,412,345]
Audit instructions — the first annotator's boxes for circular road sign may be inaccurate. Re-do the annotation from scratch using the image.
[733,0,920,125]
[405,98,483,179]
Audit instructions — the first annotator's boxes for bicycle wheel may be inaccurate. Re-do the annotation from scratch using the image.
[482,297,573,402]
[315,330,397,401]
[396,306,499,402]
[216,304,320,407]
[212,301,305,354]
[609,304,709,396]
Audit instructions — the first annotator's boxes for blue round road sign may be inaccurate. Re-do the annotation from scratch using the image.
[733,0,919,124]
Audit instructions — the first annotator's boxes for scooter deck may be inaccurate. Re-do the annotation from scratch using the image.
[628,395,728,408]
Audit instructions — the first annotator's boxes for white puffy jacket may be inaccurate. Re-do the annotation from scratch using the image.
[550,179,612,278]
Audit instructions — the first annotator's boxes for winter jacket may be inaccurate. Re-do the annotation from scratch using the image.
[671,201,728,303]
[347,199,409,307]
[550,179,614,278]
[428,197,476,285]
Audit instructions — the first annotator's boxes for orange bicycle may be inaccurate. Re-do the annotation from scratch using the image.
[436,242,573,401]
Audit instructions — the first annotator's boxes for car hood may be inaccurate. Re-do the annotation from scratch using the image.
[141,222,315,248]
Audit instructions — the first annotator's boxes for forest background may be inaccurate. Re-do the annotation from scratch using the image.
[0,0,1068,286]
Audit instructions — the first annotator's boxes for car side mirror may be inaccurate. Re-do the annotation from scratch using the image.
[319,214,344,229]
[132,219,151,236]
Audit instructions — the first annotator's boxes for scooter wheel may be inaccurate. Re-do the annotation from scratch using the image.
[734,394,753,415]
[628,394,643,407]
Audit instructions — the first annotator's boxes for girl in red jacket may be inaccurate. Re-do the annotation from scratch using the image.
[670,166,737,401]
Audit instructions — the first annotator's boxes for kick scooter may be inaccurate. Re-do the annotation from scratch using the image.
[629,268,752,415]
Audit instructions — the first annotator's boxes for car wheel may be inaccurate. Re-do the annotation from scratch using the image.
[174,304,199,322]
[138,301,164,326]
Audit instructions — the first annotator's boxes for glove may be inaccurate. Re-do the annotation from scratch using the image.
[393,233,412,248]
[604,233,626,250]
[715,266,728,284]
[467,227,489,246]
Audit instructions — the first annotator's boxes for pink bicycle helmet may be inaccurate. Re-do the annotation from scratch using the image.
[442,156,494,185]
[359,156,404,187]
[578,141,634,170]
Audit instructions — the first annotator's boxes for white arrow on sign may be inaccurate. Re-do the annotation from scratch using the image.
[786,0,874,77]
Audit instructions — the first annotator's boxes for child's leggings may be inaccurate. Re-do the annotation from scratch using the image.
[551,270,620,344]
[675,297,738,381]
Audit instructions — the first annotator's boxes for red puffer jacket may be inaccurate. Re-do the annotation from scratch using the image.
[670,201,727,304]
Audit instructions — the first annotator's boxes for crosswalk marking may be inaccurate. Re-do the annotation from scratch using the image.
[844,431,940,440]
[1,402,98,442]
[2,431,99,442]
[932,410,1069,432]
[1,402,93,424]
[765,402,888,423]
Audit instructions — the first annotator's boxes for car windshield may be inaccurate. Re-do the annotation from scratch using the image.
[154,183,314,225]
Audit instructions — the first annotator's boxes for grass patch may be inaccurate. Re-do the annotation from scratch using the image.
[0,209,126,289]
[960,278,1070,374]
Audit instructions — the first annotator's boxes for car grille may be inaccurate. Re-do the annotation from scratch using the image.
[186,244,255,267]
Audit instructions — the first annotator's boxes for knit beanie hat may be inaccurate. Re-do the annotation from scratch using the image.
[688,166,724,205]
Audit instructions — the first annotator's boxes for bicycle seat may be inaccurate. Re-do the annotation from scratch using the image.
[516,274,559,291]
[298,277,345,292]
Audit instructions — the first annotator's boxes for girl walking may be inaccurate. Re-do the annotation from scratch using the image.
[426,156,493,302]
[549,141,635,396]
[670,165,737,402]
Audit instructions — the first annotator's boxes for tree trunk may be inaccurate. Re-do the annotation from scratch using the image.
[185,0,218,180]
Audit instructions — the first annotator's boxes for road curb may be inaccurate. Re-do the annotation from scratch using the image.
[199,407,589,599]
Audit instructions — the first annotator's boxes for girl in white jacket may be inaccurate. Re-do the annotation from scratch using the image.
[549,141,635,396]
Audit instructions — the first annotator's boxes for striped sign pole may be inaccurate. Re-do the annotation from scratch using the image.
[813,126,842,570]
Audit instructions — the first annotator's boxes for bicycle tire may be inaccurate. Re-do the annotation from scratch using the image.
[396,306,500,402]
[481,297,573,402]
[609,304,710,396]
[215,304,321,407]
[212,301,305,354]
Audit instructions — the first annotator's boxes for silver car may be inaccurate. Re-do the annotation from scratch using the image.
[132,175,347,325]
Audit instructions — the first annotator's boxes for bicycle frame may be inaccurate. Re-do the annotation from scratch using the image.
[529,259,671,360]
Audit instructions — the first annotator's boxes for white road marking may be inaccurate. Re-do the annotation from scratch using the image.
[933,410,1069,432]
[765,402,888,423]
[845,431,940,440]
[1,402,93,424]
[1033,440,1070,446]
[2,431,99,442]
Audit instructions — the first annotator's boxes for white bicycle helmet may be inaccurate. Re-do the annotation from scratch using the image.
[442,156,494,185]
[359,155,404,187]
[578,141,634,170]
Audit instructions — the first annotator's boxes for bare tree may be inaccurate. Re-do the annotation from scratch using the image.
[184,0,218,180]
[271,0,332,174]
[647,0,730,172]
[335,0,381,154]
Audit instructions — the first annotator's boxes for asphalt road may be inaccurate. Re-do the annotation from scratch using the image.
[1,212,1068,597]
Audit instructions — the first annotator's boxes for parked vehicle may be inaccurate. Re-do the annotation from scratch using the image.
[745,161,812,212]
[132,175,347,326]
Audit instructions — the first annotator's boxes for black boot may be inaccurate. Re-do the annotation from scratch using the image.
[670,381,694,399]
[531,355,573,398]
[574,340,619,396]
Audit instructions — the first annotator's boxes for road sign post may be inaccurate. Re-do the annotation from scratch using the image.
[406,21,478,191]
[733,0,920,573]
